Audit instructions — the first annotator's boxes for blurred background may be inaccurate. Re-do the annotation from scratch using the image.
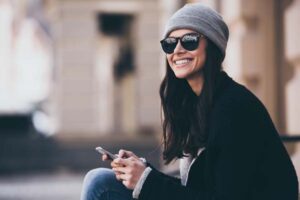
[0,0,299,199]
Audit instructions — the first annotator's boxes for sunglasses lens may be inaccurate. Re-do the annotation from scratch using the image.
[160,34,200,54]
[161,37,177,54]
[181,34,199,51]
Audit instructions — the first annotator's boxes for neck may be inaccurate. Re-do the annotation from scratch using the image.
[187,73,204,96]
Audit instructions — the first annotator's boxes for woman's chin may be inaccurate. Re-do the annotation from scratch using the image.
[174,73,188,79]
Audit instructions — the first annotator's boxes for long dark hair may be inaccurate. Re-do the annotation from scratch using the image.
[160,39,224,164]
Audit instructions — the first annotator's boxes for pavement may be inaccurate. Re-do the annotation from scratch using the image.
[0,171,85,200]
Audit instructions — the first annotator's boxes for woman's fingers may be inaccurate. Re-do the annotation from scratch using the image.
[112,157,146,190]
[114,157,135,165]
[112,158,136,174]
[115,172,130,181]
[111,160,125,168]
[114,171,123,180]
[112,157,136,171]
[103,153,120,162]
[112,165,130,174]
[102,154,108,161]
[118,149,138,159]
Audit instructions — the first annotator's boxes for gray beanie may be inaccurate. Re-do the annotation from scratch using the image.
[163,3,229,56]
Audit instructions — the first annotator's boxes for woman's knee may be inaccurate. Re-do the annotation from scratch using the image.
[81,168,133,200]
[83,168,116,191]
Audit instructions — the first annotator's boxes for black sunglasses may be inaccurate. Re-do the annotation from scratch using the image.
[160,33,202,54]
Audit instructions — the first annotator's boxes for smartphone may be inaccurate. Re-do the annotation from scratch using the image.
[95,146,118,160]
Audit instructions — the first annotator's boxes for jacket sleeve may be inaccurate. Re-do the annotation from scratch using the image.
[138,167,204,200]
[138,103,264,200]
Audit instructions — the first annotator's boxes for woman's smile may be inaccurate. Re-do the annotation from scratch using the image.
[173,58,193,67]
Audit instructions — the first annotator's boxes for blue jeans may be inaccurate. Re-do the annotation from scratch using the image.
[80,168,133,200]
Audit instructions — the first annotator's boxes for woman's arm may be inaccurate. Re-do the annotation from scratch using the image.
[138,167,204,200]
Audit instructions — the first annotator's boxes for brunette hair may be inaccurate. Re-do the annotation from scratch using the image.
[159,39,224,164]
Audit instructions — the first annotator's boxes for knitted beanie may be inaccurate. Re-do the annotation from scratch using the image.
[163,3,229,56]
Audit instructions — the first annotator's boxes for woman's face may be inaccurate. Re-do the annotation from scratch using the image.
[166,29,207,81]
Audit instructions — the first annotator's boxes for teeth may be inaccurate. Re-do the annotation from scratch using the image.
[175,59,191,65]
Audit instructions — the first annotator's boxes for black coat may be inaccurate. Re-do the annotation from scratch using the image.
[138,72,298,200]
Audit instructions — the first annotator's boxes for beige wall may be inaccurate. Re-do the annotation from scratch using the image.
[48,0,163,138]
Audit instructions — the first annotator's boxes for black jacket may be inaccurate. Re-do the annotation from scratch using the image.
[139,72,298,200]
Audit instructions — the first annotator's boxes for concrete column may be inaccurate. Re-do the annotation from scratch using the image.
[284,0,300,182]
[135,1,162,133]
[221,0,279,126]
[285,0,300,135]
[50,0,100,138]
[0,1,13,108]
[94,35,117,134]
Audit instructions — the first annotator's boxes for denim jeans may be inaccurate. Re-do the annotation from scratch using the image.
[80,168,133,200]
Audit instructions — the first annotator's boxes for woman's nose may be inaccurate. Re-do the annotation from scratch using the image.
[173,41,186,54]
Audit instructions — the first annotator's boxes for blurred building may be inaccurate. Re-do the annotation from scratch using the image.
[41,0,300,141]
[46,0,166,138]
[0,0,299,178]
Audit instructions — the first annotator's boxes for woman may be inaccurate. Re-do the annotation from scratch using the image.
[81,3,298,200]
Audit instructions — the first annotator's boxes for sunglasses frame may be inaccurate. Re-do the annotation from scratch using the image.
[160,33,203,54]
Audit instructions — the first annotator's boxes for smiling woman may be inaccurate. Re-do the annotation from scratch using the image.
[80,3,299,200]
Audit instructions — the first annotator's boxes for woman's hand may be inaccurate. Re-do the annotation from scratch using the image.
[111,155,146,189]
